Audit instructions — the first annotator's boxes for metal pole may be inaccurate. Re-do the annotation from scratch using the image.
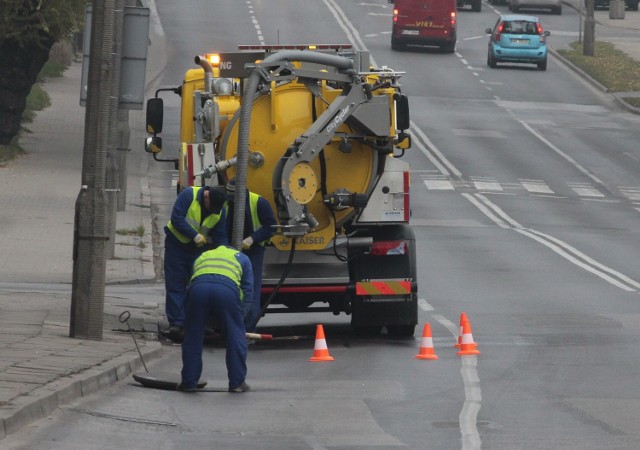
[105,0,124,257]
[117,0,139,211]
[579,0,583,44]
[117,109,130,211]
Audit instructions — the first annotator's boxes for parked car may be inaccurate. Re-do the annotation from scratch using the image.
[486,15,551,71]
[510,0,562,14]
[457,0,483,12]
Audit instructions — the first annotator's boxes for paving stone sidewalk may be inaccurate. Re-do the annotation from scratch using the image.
[0,25,168,441]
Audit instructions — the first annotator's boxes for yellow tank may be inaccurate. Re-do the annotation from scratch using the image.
[219,80,378,250]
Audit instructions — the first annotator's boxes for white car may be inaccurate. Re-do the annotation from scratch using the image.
[510,0,562,14]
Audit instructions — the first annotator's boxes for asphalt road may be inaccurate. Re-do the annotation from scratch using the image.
[5,0,640,448]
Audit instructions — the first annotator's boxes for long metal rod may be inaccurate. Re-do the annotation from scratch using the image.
[119,310,149,372]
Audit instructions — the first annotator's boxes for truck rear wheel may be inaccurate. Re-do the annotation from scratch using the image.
[348,224,418,337]
[387,324,417,337]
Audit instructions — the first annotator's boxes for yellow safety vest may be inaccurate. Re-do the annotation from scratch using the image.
[224,191,269,246]
[191,246,244,300]
[167,187,222,244]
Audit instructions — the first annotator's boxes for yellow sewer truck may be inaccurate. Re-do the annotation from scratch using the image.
[145,45,417,336]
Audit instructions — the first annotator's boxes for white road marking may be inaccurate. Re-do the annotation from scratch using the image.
[520,179,554,194]
[620,187,640,201]
[568,182,605,198]
[519,121,606,186]
[424,179,455,190]
[474,180,503,191]
[418,298,434,311]
[466,193,640,292]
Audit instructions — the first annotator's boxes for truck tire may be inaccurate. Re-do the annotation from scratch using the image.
[386,324,416,337]
[348,224,418,337]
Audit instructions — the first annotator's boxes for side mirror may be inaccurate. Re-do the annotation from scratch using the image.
[544,31,550,36]
[485,28,493,34]
[395,94,410,131]
[145,136,163,154]
[146,98,164,134]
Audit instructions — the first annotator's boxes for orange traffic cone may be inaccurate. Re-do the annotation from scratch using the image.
[457,315,480,356]
[310,324,335,362]
[454,312,467,348]
[415,323,438,360]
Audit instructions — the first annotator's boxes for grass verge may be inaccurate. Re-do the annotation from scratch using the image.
[557,41,640,107]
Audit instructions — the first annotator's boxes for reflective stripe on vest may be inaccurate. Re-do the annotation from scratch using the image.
[224,191,269,246]
[167,187,221,244]
[191,246,242,286]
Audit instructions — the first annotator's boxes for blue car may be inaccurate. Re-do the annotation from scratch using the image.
[485,15,550,71]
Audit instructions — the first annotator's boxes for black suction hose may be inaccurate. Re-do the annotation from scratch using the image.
[249,240,296,331]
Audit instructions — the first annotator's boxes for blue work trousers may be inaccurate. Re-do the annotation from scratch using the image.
[244,247,265,332]
[164,233,200,327]
[181,275,247,390]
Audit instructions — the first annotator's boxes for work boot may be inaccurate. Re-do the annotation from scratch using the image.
[176,383,198,393]
[228,382,251,393]
[167,325,184,342]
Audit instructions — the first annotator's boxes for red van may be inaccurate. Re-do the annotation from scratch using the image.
[390,0,457,53]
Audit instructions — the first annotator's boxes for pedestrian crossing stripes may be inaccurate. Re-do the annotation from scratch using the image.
[520,179,554,194]
[619,187,640,201]
[420,175,640,202]
[567,182,605,198]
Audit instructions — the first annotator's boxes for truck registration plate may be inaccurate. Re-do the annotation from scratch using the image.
[402,30,419,36]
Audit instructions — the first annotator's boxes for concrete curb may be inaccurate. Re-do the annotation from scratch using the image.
[550,0,640,114]
[0,342,164,439]
[550,48,640,115]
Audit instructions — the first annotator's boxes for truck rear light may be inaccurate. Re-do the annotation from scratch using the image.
[371,240,407,255]
[393,8,399,22]
[450,11,457,27]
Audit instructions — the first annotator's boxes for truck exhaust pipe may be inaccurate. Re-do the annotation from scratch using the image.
[194,55,213,95]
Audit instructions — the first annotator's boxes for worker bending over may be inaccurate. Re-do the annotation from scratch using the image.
[164,186,228,339]
[225,178,276,332]
[179,245,253,393]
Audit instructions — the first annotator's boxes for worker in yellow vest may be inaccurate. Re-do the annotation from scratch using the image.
[178,245,253,393]
[224,178,276,332]
[164,186,228,340]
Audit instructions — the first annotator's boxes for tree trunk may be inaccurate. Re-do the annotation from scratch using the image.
[0,35,54,145]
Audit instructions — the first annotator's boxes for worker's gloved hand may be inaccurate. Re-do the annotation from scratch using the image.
[242,236,254,250]
[193,233,207,247]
